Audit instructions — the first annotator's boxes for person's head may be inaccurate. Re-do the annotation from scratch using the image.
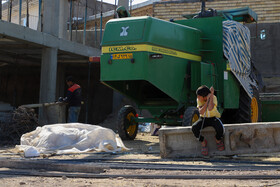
[196,85,210,102]
[66,76,75,87]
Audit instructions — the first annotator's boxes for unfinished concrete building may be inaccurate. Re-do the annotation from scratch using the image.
[0,0,116,125]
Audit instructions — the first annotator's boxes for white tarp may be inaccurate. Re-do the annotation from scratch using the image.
[16,123,128,157]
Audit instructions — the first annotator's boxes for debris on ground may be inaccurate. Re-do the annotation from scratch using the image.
[0,107,39,145]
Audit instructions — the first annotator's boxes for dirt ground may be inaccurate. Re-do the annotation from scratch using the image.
[1,175,280,187]
[1,133,280,187]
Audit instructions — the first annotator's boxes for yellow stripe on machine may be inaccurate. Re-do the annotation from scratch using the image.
[102,44,201,62]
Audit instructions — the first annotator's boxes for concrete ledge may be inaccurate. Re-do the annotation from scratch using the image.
[0,20,101,57]
[159,122,280,158]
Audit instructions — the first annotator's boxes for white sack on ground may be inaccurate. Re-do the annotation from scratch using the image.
[16,123,128,157]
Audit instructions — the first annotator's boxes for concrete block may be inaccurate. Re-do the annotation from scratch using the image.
[159,122,280,158]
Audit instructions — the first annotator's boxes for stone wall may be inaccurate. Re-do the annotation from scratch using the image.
[154,0,280,23]
[131,4,154,17]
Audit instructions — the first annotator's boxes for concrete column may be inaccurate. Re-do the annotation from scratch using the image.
[118,0,129,11]
[39,48,58,103]
[42,0,60,36]
[58,0,69,39]
[39,47,58,124]
[39,0,62,124]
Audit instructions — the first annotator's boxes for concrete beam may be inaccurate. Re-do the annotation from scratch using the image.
[0,55,40,65]
[0,21,101,57]
[159,122,280,158]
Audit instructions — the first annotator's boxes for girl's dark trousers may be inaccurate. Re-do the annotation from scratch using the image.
[192,117,224,142]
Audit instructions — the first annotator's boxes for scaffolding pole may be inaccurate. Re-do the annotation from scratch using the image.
[69,0,73,41]
[100,0,103,48]
[114,0,117,18]
[94,0,97,47]
[26,0,29,27]
[0,0,2,20]
[38,0,42,31]
[8,0,12,22]
[19,0,22,25]
[83,0,87,45]
[75,0,80,41]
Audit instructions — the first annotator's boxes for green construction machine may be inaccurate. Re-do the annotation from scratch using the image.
[100,1,262,140]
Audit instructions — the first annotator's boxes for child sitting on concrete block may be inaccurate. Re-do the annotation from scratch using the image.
[192,85,225,156]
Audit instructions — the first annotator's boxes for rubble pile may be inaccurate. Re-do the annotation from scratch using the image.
[0,107,39,145]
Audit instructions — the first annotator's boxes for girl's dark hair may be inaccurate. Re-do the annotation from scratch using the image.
[196,85,210,97]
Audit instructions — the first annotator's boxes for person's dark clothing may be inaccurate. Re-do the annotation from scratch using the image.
[65,84,82,106]
[192,117,224,142]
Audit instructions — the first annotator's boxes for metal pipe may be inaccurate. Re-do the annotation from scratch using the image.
[69,0,73,41]
[19,0,22,25]
[100,0,103,48]
[83,0,87,45]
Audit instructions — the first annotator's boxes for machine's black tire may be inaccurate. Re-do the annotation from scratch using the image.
[235,86,261,123]
[117,105,138,140]
[182,107,200,126]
